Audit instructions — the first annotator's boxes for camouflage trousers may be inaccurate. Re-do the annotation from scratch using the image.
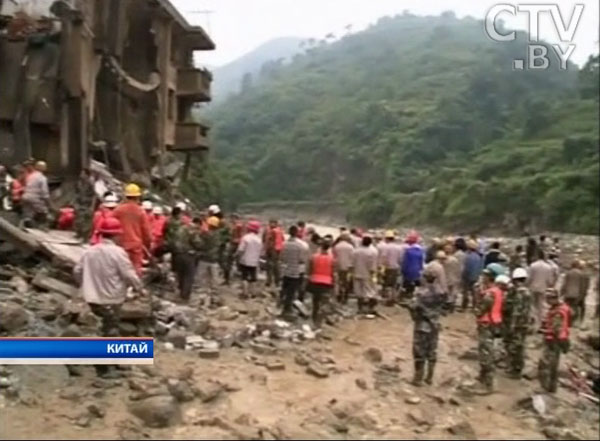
[413,329,439,363]
[506,327,527,374]
[89,303,122,337]
[265,249,281,287]
[478,325,496,388]
[74,208,93,240]
[538,341,562,393]
[89,303,121,376]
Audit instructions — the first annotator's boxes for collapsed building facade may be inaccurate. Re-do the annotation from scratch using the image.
[0,0,214,190]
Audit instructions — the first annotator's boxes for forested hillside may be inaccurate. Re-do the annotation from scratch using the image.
[188,12,599,234]
[212,37,304,101]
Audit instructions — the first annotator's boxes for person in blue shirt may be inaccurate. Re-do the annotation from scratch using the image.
[401,230,424,302]
[461,239,483,310]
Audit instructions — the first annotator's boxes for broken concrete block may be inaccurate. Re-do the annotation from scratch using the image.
[32,273,77,298]
[128,395,181,428]
[198,348,220,359]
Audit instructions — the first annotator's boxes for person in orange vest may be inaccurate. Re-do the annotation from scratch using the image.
[90,193,118,245]
[150,206,167,254]
[474,269,506,395]
[538,289,571,393]
[306,238,335,328]
[57,205,76,230]
[112,183,152,275]
[264,219,284,287]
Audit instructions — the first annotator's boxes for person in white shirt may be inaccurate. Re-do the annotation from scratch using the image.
[380,230,403,305]
[237,220,263,298]
[353,236,378,314]
[528,250,556,330]
[333,232,354,303]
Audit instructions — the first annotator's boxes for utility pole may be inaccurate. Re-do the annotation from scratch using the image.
[187,10,215,35]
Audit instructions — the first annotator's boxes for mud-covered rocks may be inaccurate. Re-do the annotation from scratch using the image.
[128,395,181,428]
[167,379,196,403]
[0,301,29,332]
[363,347,383,364]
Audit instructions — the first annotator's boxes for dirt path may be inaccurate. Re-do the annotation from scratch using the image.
[2,288,597,440]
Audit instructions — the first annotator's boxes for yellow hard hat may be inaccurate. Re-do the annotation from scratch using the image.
[124,183,141,197]
[207,216,220,227]
[385,230,395,239]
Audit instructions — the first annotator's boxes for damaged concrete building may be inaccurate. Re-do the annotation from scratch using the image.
[0,0,214,190]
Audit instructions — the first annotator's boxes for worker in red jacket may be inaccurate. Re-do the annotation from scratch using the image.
[90,193,118,245]
[112,184,152,275]
[307,239,335,328]
[263,219,284,287]
[150,205,167,254]
[142,200,154,229]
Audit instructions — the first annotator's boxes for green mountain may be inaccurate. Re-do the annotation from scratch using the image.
[189,12,599,234]
[212,37,304,102]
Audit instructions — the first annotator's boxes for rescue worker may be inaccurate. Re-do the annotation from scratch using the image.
[401,231,424,302]
[263,219,284,287]
[504,268,532,378]
[509,245,526,272]
[142,200,154,226]
[9,165,25,213]
[547,251,560,288]
[208,204,221,218]
[538,289,571,393]
[443,243,462,312]
[528,250,555,331]
[474,268,505,394]
[307,239,335,328]
[349,228,362,248]
[237,220,262,299]
[112,183,152,275]
[462,240,483,310]
[57,205,76,230]
[525,237,538,266]
[223,213,245,285]
[21,160,50,228]
[279,225,308,319]
[353,235,378,314]
[560,260,588,325]
[380,230,403,305]
[425,250,448,306]
[297,220,307,240]
[150,206,167,254]
[333,231,354,304]
[164,206,199,302]
[175,202,192,225]
[197,216,221,295]
[90,193,118,245]
[410,266,444,386]
[297,231,310,303]
[74,168,97,239]
[484,241,502,266]
[73,217,142,378]
[425,238,442,264]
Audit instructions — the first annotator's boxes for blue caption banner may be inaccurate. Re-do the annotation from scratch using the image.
[0,338,154,359]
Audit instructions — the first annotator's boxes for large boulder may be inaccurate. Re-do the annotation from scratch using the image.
[128,395,181,428]
[0,301,29,332]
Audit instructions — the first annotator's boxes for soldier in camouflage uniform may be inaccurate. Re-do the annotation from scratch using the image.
[165,206,201,301]
[73,168,97,239]
[197,216,222,294]
[410,266,444,386]
[538,289,571,393]
[217,217,232,282]
[474,267,505,394]
[503,268,532,378]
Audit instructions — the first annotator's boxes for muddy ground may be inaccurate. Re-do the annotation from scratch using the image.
[1,278,599,440]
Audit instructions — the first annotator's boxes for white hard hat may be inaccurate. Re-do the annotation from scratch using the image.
[175,202,187,211]
[512,268,528,280]
[152,206,164,215]
[142,200,153,210]
[103,194,118,208]
[495,274,511,286]
[208,204,221,214]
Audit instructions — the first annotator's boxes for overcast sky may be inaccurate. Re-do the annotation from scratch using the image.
[171,0,599,67]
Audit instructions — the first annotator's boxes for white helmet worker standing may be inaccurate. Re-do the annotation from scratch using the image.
[208,204,221,215]
[511,268,528,280]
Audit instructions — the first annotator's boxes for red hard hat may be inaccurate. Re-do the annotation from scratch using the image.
[99,217,123,235]
[247,220,260,232]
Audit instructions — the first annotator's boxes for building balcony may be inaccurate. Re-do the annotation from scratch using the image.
[176,68,211,102]
[172,122,210,151]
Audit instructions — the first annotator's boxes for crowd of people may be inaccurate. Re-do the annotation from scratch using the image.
[3,165,595,395]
